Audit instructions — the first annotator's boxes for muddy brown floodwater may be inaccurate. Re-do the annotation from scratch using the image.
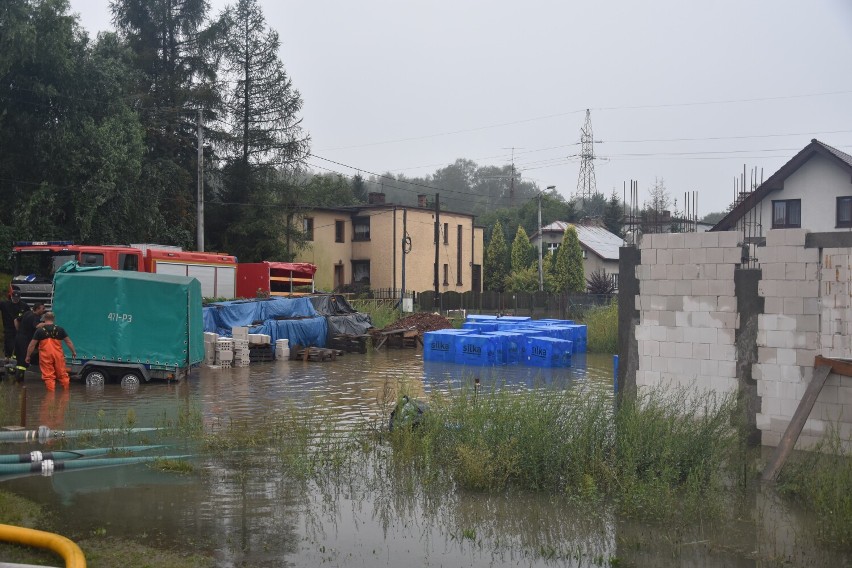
[1,350,850,567]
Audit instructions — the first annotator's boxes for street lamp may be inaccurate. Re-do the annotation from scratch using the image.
[539,185,556,291]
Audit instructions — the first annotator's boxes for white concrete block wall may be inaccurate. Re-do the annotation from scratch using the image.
[635,230,741,400]
[636,228,852,451]
[753,231,852,450]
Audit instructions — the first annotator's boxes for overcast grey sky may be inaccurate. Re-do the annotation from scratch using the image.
[69,0,852,216]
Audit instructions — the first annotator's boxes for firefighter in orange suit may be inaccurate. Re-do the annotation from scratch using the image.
[25,311,76,391]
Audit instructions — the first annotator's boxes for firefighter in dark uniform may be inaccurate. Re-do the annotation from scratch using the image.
[0,291,29,359]
[15,303,46,367]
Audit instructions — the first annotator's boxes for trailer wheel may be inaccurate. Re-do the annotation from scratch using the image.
[120,372,141,388]
[84,369,107,386]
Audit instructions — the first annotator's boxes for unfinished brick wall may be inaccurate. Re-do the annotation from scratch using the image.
[635,230,742,396]
[632,228,852,450]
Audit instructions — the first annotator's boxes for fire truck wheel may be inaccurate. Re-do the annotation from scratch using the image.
[120,372,141,387]
[84,369,107,386]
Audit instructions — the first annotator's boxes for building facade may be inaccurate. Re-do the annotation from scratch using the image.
[295,199,484,294]
[713,139,852,236]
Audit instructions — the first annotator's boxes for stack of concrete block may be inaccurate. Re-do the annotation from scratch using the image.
[215,338,234,368]
[203,332,218,366]
[230,326,250,367]
[634,230,742,397]
[275,338,290,360]
[248,333,271,345]
[233,338,250,367]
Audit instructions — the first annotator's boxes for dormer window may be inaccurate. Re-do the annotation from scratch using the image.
[771,199,801,229]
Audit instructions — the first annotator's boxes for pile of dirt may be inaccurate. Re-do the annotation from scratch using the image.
[383,312,454,334]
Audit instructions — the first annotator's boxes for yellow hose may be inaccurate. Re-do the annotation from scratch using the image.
[0,523,86,567]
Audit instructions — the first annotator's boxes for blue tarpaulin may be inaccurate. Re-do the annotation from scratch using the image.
[202,297,326,348]
[203,298,318,330]
[249,318,327,348]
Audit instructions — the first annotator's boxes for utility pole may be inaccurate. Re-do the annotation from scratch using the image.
[401,208,408,306]
[197,109,204,251]
[538,185,556,291]
[537,193,543,291]
[434,193,440,297]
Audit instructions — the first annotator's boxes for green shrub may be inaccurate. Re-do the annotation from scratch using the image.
[583,301,617,353]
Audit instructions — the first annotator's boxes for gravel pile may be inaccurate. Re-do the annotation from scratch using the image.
[382,312,454,333]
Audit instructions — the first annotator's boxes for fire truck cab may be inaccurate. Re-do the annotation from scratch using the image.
[10,241,237,306]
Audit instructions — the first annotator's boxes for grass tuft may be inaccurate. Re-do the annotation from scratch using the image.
[777,424,852,548]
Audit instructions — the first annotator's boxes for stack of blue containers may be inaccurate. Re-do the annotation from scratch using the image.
[422,315,587,367]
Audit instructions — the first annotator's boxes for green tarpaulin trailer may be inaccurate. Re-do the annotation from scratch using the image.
[52,269,204,385]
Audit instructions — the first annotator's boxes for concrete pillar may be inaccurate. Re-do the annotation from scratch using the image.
[618,245,641,398]
[735,268,764,446]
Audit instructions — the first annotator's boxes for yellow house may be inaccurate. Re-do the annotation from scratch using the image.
[295,195,484,293]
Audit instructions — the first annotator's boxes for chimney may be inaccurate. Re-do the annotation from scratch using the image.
[417,194,428,208]
[368,192,386,205]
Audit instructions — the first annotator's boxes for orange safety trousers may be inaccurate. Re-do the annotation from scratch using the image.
[39,338,70,392]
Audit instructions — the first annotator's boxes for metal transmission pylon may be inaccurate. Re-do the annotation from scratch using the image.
[575,109,597,207]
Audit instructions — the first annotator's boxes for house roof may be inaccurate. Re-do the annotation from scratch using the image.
[711,139,852,231]
[533,221,624,261]
[307,203,476,219]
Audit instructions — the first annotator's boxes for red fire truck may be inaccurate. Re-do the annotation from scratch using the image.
[10,241,238,306]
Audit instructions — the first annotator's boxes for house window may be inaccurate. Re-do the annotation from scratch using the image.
[456,225,463,285]
[582,249,588,259]
[443,264,449,286]
[547,242,559,254]
[443,222,449,245]
[352,260,370,285]
[303,217,314,241]
[335,220,345,243]
[771,199,801,229]
[837,197,852,228]
[611,273,619,290]
[353,216,370,241]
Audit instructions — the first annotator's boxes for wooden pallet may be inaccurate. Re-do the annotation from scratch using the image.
[289,345,345,362]
[330,334,370,354]
[371,327,422,350]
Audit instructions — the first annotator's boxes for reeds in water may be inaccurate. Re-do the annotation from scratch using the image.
[388,384,739,520]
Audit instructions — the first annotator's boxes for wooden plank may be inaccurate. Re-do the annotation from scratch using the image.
[762,364,832,482]
[815,355,852,378]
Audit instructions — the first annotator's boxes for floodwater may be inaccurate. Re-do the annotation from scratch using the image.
[0,351,849,567]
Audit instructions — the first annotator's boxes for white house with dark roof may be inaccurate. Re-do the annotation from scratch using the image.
[530,222,624,288]
[712,139,852,236]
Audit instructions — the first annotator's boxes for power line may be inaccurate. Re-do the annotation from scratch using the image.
[317,88,852,151]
